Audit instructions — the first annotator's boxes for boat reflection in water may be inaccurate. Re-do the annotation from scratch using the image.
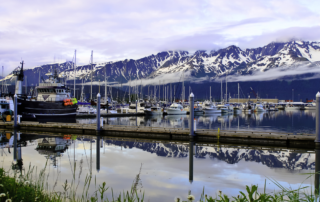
[36,137,71,167]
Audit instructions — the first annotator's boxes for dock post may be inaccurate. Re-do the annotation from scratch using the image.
[316,92,320,145]
[189,93,195,138]
[96,93,101,130]
[14,94,17,128]
[136,100,138,113]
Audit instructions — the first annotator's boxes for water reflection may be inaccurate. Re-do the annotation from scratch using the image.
[36,137,71,167]
[76,110,317,134]
[0,131,317,201]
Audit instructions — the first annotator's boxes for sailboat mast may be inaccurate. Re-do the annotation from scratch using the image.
[174,85,176,103]
[81,78,84,102]
[105,68,107,103]
[159,81,160,102]
[226,72,227,103]
[182,72,184,104]
[221,79,222,103]
[74,50,76,98]
[129,80,131,103]
[25,76,27,95]
[238,83,239,104]
[90,50,93,100]
[141,81,143,101]
[210,86,211,102]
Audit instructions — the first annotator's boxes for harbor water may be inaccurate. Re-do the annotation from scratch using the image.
[77,110,316,134]
[0,131,315,201]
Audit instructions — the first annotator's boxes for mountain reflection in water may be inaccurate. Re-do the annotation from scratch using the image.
[0,132,317,201]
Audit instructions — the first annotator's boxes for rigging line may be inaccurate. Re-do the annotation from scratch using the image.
[239,85,246,99]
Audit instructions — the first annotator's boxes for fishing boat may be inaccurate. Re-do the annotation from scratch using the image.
[276,104,286,110]
[218,104,233,113]
[166,103,186,115]
[285,104,301,110]
[254,104,266,112]
[242,103,252,114]
[201,101,221,114]
[184,103,203,115]
[144,105,163,115]
[128,101,146,113]
[304,102,316,110]
[77,105,96,114]
[15,62,77,123]
[265,104,278,111]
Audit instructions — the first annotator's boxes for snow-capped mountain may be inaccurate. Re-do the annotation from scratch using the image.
[3,40,320,86]
[106,140,315,170]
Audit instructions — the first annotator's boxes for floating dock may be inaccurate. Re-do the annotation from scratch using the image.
[0,121,315,148]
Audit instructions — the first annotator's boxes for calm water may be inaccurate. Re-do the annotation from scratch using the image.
[0,131,317,201]
[77,110,316,134]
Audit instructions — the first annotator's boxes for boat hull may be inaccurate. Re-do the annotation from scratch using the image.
[305,106,316,110]
[166,109,187,115]
[203,109,221,114]
[144,110,162,115]
[18,99,77,123]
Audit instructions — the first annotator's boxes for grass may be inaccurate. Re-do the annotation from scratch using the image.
[0,162,317,202]
[0,160,145,202]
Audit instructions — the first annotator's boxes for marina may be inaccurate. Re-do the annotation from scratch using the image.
[2,1,320,200]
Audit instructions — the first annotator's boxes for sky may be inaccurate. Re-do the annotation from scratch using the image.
[1,0,320,75]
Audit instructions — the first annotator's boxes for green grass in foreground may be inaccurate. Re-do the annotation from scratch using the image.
[0,163,318,202]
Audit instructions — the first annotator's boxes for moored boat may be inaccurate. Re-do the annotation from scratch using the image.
[202,101,221,114]
[144,106,163,115]
[16,62,77,123]
[166,103,186,115]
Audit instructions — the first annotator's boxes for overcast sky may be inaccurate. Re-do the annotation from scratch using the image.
[1,0,320,75]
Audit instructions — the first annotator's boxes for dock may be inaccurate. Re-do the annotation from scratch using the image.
[0,121,315,148]
[76,112,145,118]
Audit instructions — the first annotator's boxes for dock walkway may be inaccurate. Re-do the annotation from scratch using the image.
[0,121,315,148]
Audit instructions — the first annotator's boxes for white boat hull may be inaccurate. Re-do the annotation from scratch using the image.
[254,108,265,112]
[285,107,300,110]
[305,106,316,110]
[203,109,221,114]
[166,109,187,115]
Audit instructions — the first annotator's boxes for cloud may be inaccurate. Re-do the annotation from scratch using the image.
[217,62,320,82]
[0,0,320,75]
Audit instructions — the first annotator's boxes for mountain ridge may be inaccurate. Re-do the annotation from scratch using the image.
[2,40,320,86]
